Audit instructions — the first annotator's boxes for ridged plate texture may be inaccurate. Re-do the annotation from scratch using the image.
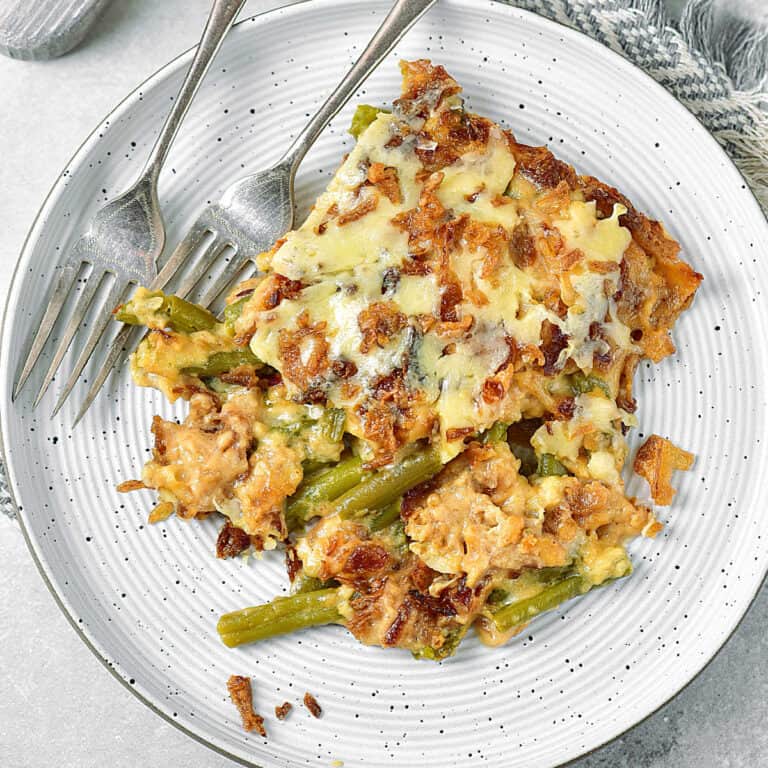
[2,2,767,766]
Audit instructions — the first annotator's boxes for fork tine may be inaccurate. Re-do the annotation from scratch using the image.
[62,223,210,420]
[153,219,212,291]
[75,249,255,423]
[13,262,79,400]
[33,270,103,407]
[51,279,128,418]
[72,323,140,428]
[197,249,252,307]
[175,238,229,298]
[67,222,225,423]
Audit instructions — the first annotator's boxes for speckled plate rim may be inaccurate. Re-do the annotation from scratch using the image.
[1,2,767,767]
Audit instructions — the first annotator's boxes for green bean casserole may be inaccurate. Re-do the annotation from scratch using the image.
[117,61,702,659]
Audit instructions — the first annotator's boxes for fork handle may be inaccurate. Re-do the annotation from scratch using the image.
[142,0,247,184]
[281,0,437,176]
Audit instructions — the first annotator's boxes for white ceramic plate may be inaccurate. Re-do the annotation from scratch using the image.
[3,1,767,766]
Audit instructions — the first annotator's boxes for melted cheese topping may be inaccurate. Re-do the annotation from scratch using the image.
[555,201,631,263]
[268,116,418,279]
[240,73,636,462]
[435,130,518,224]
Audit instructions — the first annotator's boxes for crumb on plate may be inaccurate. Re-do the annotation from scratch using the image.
[227,675,266,736]
[275,701,293,720]
[303,692,322,718]
[634,434,694,505]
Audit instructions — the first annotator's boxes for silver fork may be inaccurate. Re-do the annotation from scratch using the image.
[12,0,247,413]
[76,0,437,425]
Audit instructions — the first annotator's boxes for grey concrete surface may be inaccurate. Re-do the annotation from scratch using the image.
[0,1,765,766]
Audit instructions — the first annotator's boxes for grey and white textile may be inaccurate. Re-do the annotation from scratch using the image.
[509,0,768,208]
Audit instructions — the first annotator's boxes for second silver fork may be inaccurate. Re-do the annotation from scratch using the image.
[78,0,438,423]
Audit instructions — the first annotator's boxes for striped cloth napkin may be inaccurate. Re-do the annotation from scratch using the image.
[2,0,767,519]
[511,0,768,209]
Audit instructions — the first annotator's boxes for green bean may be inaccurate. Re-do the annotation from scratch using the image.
[223,296,249,331]
[301,459,330,476]
[217,588,342,647]
[368,499,402,532]
[486,588,509,606]
[113,301,150,326]
[570,372,611,398]
[319,408,346,443]
[492,560,631,632]
[488,567,572,607]
[163,295,218,333]
[286,455,366,528]
[113,309,141,324]
[510,441,538,476]
[333,449,442,520]
[294,576,337,594]
[349,104,390,139]
[115,291,218,333]
[537,453,568,476]
[533,566,573,584]
[482,421,509,444]
[507,418,540,476]
[412,624,469,661]
[181,348,262,377]
[218,589,340,633]
[492,576,586,632]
